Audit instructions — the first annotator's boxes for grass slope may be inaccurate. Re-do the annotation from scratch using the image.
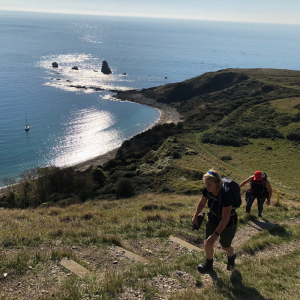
[1,68,300,299]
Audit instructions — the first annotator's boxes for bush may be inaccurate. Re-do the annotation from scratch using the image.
[92,167,106,184]
[172,152,182,159]
[220,155,232,161]
[287,129,300,142]
[116,177,134,198]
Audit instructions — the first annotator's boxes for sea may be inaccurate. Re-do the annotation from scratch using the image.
[0,10,300,185]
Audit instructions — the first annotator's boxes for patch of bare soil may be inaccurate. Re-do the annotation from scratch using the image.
[0,260,70,300]
[113,287,145,300]
[123,238,194,264]
[232,219,276,249]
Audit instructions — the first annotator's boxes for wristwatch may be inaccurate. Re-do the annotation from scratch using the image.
[214,231,220,236]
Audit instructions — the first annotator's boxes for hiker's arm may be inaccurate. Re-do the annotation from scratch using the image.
[215,205,232,235]
[192,195,207,225]
[266,180,272,203]
[239,176,254,188]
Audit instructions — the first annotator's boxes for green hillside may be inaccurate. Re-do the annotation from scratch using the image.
[139,68,300,195]
[1,69,300,299]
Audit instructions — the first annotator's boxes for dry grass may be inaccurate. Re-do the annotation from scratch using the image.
[1,192,300,299]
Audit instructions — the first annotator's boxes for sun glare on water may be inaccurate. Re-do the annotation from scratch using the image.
[38,53,132,92]
[50,107,122,167]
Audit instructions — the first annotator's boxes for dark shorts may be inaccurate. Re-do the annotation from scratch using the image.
[206,219,237,248]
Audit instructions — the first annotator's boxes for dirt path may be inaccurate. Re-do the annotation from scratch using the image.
[232,219,276,249]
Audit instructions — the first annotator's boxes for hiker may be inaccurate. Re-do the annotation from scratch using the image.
[192,169,238,272]
[239,171,272,217]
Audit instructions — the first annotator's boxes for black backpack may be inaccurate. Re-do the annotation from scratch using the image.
[220,177,242,209]
[250,173,268,197]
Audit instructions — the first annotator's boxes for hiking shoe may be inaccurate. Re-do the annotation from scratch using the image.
[246,207,251,214]
[258,212,262,218]
[198,259,213,272]
[227,253,236,271]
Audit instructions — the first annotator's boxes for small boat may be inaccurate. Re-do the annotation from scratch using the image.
[25,113,30,131]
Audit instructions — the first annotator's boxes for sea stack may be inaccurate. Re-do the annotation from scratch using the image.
[52,62,58,68]
[101,61,112,75]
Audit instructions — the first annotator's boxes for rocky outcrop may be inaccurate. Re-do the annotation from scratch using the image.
[101,61,112,75]
[72,66,79,70]
[52,62,58,68]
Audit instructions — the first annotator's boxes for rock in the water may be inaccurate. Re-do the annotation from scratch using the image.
[122,72,127,75]
[101,60,112,75]
[72,66,79,70]
[52,62,58,68]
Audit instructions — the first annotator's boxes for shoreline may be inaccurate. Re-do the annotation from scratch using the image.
[73,92,181,172]
[1,92,181,193]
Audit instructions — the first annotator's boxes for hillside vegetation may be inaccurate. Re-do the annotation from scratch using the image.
[1,68,300,299]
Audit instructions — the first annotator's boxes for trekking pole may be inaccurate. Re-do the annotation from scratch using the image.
[276,190,280,205]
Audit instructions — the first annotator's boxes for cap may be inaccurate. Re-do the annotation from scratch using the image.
[254,171,262,181]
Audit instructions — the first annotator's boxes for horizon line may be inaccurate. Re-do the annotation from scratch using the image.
[1,8,300,26]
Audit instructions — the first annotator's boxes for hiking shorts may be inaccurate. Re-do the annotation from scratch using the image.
[206,219,237,248]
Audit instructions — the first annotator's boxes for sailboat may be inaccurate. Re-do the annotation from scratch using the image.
[25,113,30,131]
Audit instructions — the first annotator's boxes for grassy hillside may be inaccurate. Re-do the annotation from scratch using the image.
[139,68,300,194]
[1,68,300,299]
[1,193,300,299]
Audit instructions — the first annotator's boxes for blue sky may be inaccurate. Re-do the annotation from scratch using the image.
[0,0,299,24]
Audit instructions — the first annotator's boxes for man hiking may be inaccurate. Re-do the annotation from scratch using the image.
[239,171,272,217]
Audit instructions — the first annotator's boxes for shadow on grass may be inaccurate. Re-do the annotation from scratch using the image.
[228,270,267,300]
[251,218,276,231]
[267,224,289,237]
[252,219,289,237]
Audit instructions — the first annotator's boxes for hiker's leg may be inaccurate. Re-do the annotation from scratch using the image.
[257,197,266,216]
[198,220,216,272]
[220,224,237,255]
[246,190,255,213]
[222,245,234,256]
[204,220,217,259]
[220,224,237,270]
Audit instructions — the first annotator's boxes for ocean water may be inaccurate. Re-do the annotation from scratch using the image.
[0,11,300,184]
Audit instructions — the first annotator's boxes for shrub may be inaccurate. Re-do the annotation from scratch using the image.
[172,152,182,159]
[102,234,122,246]
[142,204,159,211]
[287,129,300,142]
[116,177,134,198]
[91,167,106,184]
[220,155,232,161]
